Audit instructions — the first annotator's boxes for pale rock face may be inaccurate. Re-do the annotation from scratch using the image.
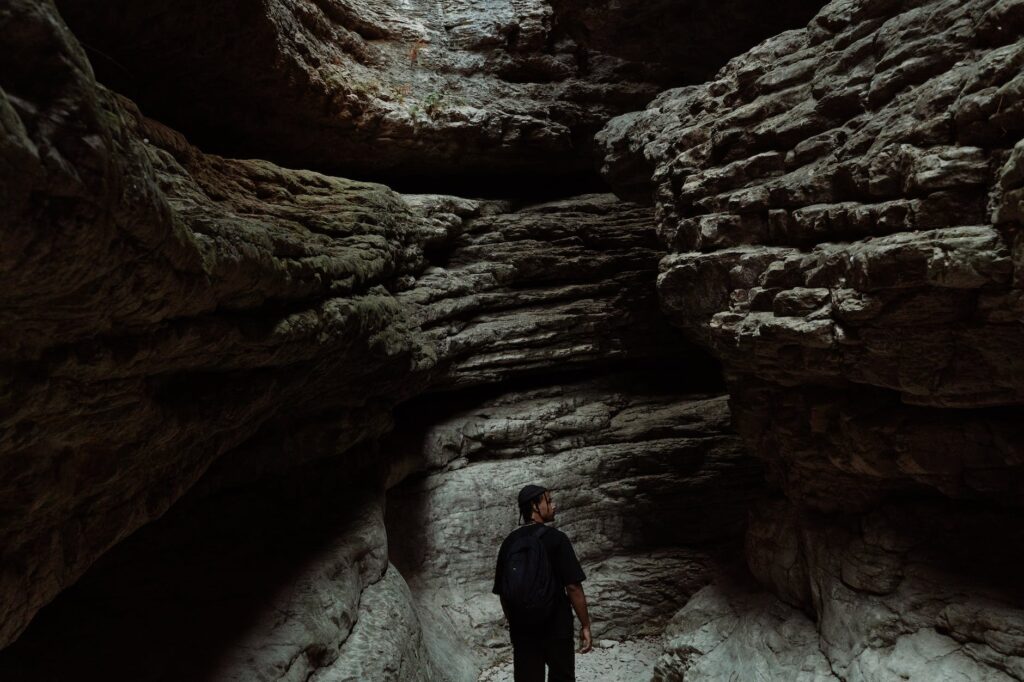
[307,563,447,682]
[0,463,397,682]
[385,378,761,669]
[652,578,839,682]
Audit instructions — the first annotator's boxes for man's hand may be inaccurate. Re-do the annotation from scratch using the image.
[579,625,593,654]
[566,583,592,653]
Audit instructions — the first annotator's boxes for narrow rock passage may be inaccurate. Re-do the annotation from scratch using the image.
[6,0,1024,679]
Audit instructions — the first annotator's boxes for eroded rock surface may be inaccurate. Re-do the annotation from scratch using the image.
[652,577,837,682]
[596,0,1024,678]
[8,0,1023,679]
[52,0,824,183]
[400,193,693,389]
[3,3,737,672]
[385,377,762,670]
[747,499,1024,681]
[1,0,434,648]
[599,0,1024,409]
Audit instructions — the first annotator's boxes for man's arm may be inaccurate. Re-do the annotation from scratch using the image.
[499,595,510,621]
[565,583,592,653]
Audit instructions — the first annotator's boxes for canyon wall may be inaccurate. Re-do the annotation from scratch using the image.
[3,0,1023,680]
[2,3,767,677]
[598,0,1024,679]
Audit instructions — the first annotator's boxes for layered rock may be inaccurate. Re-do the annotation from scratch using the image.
[385,375,761,668]
[0,0,435,649]
[598,0,1024,518]
[597,0,1024,678]
[598,0,1024,409]
[3,2,739,670]
[743,499,1024,681]
[52,0,824,183]
[652,576,837,681]
[399,193,694,389]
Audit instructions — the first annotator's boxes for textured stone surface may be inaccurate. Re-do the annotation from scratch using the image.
[0,0,433,649]
[1,0,737,666]
[308,563,446,682]
[52,0,824,182]
[385,376,762,668]
[599,0,1024,409]
[745,499,1024,681]
[729,380,1024,511]
[11,0,1024,680]
[595,0,1024,679]
[652,578,838,682]
[399,193,700,389]
[1,0,707,653]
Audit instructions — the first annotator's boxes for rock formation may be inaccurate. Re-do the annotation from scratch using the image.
[599,0,1024,678]
[4,0,1023,679]
[51,0,823,185]
[386,378,760,666]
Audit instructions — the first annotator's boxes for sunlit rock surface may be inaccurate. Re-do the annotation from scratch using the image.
[386,376,761,669]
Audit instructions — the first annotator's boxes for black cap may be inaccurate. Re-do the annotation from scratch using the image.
[517,484,547,508]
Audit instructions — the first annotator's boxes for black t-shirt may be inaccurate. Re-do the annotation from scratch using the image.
[492,523,586,640]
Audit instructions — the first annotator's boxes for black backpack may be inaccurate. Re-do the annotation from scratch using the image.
[499,525,558,625]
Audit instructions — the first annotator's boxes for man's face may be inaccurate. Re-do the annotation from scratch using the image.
[536,492,556,522]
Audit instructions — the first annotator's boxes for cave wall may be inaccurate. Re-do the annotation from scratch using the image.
[6,0,1023,679]
[1,0,431,649]
[2,3,758,675]
[597,0,1024,679]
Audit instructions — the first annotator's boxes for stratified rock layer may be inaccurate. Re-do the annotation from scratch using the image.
[399,193,694,389]
[597,0,1024,678]
[52,0,823,182]
[599,0,1024,411]
[2,2,732,669]
[598,0,1024,519]
[1,0,432,648]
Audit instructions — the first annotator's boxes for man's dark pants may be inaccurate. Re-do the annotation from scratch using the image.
[512,636,574,682]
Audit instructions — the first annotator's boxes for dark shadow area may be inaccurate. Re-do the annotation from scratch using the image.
[367,168,612,201]
[421,352,724,406]
[0,452,387,682]
[805,493,1024,606]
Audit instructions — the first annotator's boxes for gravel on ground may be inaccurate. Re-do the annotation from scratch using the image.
[478,636,663,682]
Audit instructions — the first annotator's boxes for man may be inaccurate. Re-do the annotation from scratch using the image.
[493,484,592,682]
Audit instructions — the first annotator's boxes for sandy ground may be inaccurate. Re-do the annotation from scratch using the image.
[478,637,663,682]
